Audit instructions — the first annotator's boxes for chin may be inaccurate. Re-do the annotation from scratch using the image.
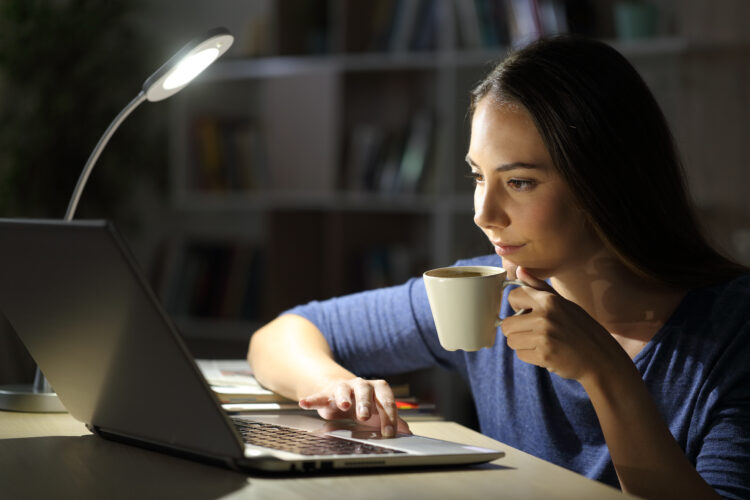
[505,260,555,281]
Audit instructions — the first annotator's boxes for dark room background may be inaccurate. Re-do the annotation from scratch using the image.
[1,0,749,426]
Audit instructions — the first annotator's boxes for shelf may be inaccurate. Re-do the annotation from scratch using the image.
[439,39,693,67]
[164,0,703,345]
[171,190,474,214]
[607,36,688,57]
[203,52,445,81]
[196,37,695,83]
[609,37,750,57]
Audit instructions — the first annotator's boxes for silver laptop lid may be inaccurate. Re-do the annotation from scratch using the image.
[0,219,243,460]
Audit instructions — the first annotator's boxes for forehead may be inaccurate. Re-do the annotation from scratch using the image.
[469,98,550,164]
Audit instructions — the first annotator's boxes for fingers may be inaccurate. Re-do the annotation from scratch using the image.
[334,382,353,412]
[298,380,353,412]
[299,377,402,438]
[503,268,616,381]
[516,266,557,294]
[504,329,538,351]
[502,259,519,280]
[345,377,371,421]
[396,417,412,435]
[354,378,399,437]
[298,393,330,408]
[371,380,398,437]
[502,316,552,371]
[506,267,560,317]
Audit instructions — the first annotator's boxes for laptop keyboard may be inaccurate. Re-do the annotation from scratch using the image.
[231,418,406,456]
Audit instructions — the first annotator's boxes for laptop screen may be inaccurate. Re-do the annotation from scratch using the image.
[0,219,242,458]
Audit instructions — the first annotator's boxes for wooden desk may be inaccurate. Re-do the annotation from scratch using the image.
[0,411,636,499]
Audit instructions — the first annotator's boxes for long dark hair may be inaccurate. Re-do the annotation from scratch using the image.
[470,35,745,288]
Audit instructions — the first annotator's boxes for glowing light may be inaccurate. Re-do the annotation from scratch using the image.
[162,47,220,90]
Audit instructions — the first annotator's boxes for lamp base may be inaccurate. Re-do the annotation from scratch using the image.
[0,384,67,413]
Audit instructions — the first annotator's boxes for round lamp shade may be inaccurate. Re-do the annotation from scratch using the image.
[143,27,233,102]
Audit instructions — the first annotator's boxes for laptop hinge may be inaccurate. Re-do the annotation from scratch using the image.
[91,425,240,471]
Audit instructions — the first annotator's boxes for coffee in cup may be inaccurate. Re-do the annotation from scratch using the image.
[423,265,526,351]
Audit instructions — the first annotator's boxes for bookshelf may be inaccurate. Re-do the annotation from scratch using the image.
[159,0,706,342]
[151,0,750,425]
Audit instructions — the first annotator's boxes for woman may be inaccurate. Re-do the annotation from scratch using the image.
[248,36,749,499]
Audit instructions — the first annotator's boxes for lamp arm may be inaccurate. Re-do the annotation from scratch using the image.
[64,90,148,221]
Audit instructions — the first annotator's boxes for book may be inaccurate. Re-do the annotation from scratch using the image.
[361,245,414,289]
[189,115,267,192]
[538,0,568,36]
[196,359,294,404]
[395,110,434,193]
[223,403,310,414]
[345,123,386,191]
[388,0,423,52]
[197,359,413,405]
[453,0,483,49]
[507,0,543,47]
[165,242,263,321]
[223,400,438,418]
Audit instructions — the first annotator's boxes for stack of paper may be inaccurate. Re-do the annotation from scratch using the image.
[196,359,436,418]
[196,359,295,406]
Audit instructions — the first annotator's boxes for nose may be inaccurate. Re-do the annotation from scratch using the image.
[473,184,510,230]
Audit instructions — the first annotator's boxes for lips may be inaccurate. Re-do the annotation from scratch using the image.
[492,241,525,256]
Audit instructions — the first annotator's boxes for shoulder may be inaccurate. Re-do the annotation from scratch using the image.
[668,272,750,373]
[643,273,750,373]
[694,272,750,328]
[711,271,750,302]
[708,273,750,352]
[673,272,750,321]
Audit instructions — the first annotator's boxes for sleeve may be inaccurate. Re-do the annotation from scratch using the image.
[282,277,466,378]
[695,382,750,499]
[694,311,750,499]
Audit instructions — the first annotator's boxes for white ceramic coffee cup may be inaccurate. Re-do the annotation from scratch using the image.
[423,265,526,351]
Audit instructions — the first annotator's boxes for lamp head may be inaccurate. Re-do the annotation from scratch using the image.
[64,27,233,222]
[142,27,233,102]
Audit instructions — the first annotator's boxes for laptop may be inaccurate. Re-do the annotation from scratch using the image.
[0,218,503,472]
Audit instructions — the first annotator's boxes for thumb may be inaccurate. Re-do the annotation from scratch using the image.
[502,259,519,280]
[516,266,557,294]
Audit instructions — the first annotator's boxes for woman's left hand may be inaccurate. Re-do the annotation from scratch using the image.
[501,266,626,384]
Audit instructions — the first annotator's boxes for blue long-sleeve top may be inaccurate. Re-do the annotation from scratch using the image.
[284,254,750,498]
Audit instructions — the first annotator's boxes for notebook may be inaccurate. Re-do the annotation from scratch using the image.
[0,219,503,472]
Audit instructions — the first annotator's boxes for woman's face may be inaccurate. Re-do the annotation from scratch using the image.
[468,97,602,278]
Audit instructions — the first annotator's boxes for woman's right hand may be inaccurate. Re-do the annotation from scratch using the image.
[298,377,411,438]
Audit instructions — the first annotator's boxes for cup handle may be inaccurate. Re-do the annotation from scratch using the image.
[494,279,530,327]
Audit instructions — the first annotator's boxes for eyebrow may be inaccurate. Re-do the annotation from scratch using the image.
[465,155,543,172]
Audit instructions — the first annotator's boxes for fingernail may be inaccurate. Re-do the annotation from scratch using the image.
[383,425,394,437]
[387,408,397,422]
[357,403,369,419]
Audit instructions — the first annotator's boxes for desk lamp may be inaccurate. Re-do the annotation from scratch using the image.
[0,27,234,412]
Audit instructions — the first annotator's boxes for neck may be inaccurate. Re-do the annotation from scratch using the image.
[549,249,687,347]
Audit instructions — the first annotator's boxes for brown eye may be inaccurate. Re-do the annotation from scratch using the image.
[466,172,484,185]
[508,179,535,191]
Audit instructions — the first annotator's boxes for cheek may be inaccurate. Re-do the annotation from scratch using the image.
[529,195,588,245]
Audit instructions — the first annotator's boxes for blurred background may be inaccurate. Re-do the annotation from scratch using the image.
[1,0,749,427]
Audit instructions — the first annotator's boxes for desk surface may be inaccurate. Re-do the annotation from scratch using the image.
[0,411,636,499]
